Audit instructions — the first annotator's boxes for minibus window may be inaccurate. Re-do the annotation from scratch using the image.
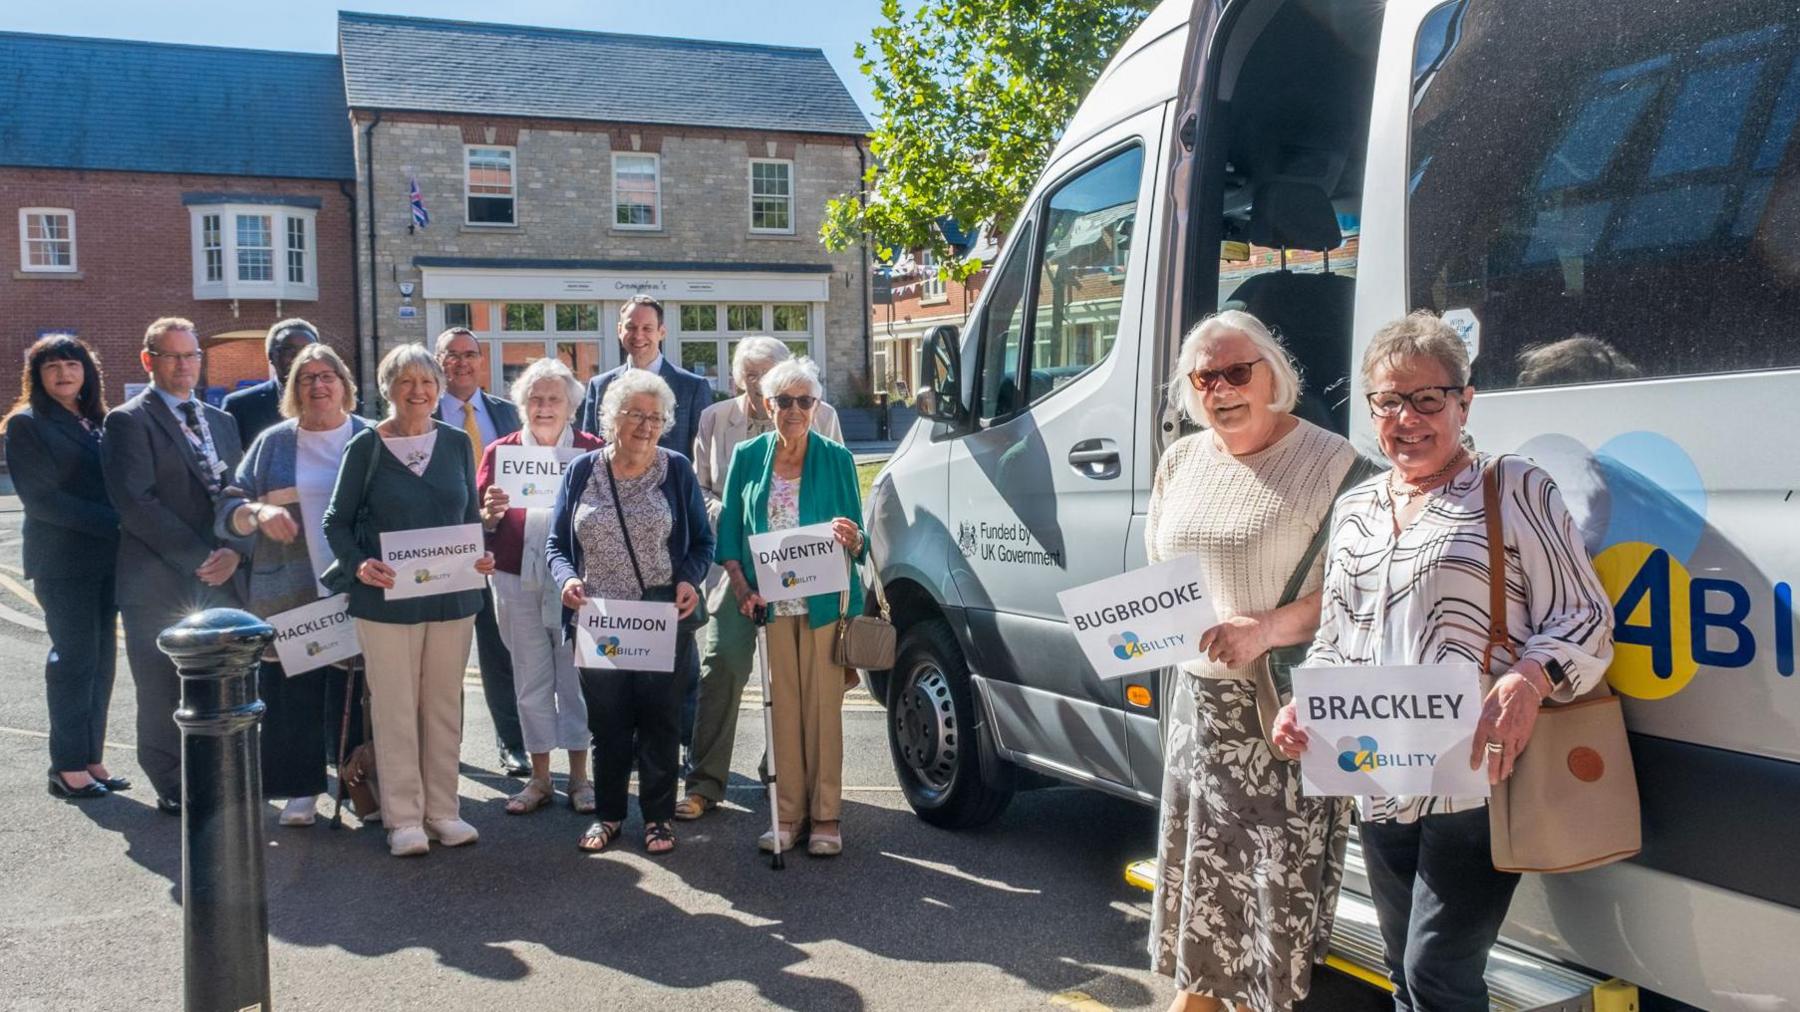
[1407,1,1800,390]
[975,219,1037,422]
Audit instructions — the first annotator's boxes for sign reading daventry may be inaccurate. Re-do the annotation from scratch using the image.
[1056,556,1217,678]
[268,594,359,675]
[573,598,678,672]
[1292,664,1489,798]
[749,522,848,603]
[492,445,585,509]
[380,523,486,601]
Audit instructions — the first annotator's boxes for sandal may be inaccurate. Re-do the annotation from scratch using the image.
[644,820,676,856]
[577,820,622,853]
[569,781,596,814]
[505,778,553,815]
[673,792,714,821]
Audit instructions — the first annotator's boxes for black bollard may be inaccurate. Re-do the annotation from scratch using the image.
[158,607,275,1012]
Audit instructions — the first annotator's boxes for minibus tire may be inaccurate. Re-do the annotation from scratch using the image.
[887,618,1013,828]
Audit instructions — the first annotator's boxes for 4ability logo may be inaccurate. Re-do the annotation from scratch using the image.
[1337,736,1380,773]
[412,568,443,585]
[780,570,815,589]
[1108,630,1186,661]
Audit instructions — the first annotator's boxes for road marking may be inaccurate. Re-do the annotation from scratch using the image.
[1,724,135,751]
[1048,992,1112,1011]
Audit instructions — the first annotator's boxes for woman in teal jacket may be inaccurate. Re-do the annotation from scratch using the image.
[716,357,865,857]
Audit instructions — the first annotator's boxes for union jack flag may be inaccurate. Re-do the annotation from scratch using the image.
[409,176,430,229]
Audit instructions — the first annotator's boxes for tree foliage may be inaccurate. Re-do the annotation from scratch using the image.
[821,0,1155,280]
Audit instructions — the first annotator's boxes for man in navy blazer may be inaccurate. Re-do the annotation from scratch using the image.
[222,318,319,446]
[578,295,713,457]
[431,327,528,774]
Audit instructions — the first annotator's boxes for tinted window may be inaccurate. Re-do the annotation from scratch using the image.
[975,220,1036,421]
[1409,1,1800,390]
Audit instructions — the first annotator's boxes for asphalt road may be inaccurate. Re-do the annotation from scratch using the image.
[0,497,1387,1011]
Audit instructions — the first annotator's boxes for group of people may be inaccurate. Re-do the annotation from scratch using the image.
[7,294,869,862]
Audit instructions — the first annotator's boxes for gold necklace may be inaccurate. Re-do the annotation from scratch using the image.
[1389,449,1469,503]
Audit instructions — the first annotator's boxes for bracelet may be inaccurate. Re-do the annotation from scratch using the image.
[1515,669,1547,702]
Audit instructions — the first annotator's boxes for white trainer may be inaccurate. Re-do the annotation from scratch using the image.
[424,817,479,847]
[278,796,317,827]
[387,826,429,857]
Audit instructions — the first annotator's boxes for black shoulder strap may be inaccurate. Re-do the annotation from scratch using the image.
[1277,454,1381,608]
[603,450,649,595]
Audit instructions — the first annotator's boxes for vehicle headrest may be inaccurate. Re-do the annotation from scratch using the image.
[1246,180,1342,252]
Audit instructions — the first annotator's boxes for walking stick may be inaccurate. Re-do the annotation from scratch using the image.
[754,604,783,870]
[330,661,357,830]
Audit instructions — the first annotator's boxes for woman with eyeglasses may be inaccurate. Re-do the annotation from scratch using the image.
[1271,311,1613,1011]
[1145,311,1365,1012]
[715,357,865,858]
[546,369,712,856]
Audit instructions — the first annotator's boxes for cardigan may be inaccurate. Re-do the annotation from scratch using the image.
[477,428,604,573]
[715,430,866,629]
[216,416,371,618]
[321,422,486,624]
[4,405,119,580]
[545,446,714,639]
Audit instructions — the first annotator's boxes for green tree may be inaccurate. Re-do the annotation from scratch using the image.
[821,0,1155,280]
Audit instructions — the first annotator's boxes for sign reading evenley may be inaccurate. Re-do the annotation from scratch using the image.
[1292,664,1489,799]
[1056,556,1217,679]
[492,445,586,510]
[573,598,678,672]
[749,522,849,604]
[268,593,359,675]
[380,523,486,601]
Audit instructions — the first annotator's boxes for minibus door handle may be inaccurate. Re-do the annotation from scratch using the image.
[1068,438,1121,480]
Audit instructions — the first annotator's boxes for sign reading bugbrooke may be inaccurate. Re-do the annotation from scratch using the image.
[573,598,678,672]
[380,523,487,601]
[492,445,585,509]
[1055,556,1217,678]
[1291,664,1489,798]
[748,522,848,604]
[267,593,359,674]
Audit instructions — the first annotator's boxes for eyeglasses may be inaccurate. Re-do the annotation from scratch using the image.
[773,394,817,410]
[1366,386,1466,417]
[147,350,203,364]
[440,351,481,364]
[618,409,666,428]
[294,371,340,388]
[1187,359,1262,390]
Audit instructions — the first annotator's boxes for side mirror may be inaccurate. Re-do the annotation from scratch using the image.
[917,324,964,426]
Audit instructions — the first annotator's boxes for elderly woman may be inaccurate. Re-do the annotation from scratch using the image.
[323,343,496,857]
[1144,311,1362,1012]
[3,336,121,799]
[478,358,603,815]
[218,343,368,827]
[679,335,841,820]
[716,357,865,857]
[547,370,712,855]
[1273,310,1614,1011]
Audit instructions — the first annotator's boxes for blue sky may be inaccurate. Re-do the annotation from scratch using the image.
[2,0,888,115]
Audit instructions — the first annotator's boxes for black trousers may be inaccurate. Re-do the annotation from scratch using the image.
[36,574,118,772]
[579,633,693,824]
[257,659,330,799]
[475,587,523,753]
[1360,808,1522,1012]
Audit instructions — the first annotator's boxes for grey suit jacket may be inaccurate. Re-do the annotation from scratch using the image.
[102,390,250,610]
[580,359,712,457]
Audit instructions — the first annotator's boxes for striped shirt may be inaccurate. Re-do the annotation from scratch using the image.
[1306,453,1614,823]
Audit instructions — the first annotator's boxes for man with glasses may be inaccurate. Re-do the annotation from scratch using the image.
[430,328,530,776]
[222,318,320,445]
[102,317,250,814]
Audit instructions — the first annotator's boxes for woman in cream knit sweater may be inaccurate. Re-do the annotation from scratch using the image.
[1145,311,1360,1012]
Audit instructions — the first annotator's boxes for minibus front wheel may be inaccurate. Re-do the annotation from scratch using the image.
[887,618,1013,828]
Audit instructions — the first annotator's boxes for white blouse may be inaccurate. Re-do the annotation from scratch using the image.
[296,418,356,593]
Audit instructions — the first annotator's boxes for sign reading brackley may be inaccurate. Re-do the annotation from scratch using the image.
[1292,664,1489,799]
[749,522,849,604]
[1056,556,1217,678]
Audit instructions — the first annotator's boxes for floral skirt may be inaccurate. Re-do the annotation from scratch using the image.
[1149,675,1352,1012]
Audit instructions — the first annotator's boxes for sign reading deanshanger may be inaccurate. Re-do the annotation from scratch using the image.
[748,522,849,604]
[1056,556,1217,678]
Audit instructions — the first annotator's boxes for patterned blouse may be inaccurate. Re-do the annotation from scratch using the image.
[574,447,673,601]
[1307,453,1614,823]
[767,472,808,617]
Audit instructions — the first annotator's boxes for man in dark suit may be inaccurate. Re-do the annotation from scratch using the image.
[431,327,529,775]
[102,317,250,813]
[578,295,713,456]
[221,318,319,446]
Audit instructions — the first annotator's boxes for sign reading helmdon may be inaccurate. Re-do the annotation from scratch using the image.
[573,598,678,672]
[749,522,848,604]
[268,593,359,674]
[380,523,487,601]
[1291,664,1488,799]
[492,445,585,510]
[1056,556,1216,679]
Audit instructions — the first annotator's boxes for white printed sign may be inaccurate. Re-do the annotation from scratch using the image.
[573,598,679,672]
[492,445,585,509]
[749,522,849,603]
[1292,664,1489,799]
[1442,307,1481,363]
[268,594,359,674]
[1055,556,1217,679]
[380,523,487,601]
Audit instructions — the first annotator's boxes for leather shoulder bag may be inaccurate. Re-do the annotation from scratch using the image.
[1481,458,1642,873]
[833,550,896,672]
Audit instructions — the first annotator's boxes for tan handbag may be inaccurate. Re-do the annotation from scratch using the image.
[1480,461,1641,874]
[832,553,896,672]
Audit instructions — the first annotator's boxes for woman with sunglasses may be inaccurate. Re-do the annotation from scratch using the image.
[1146,311,1364,1012]
[1271,311,1613,1011]
[715,357,865,857]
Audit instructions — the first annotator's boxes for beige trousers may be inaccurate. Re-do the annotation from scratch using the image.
[355,617,475,828]
[765,615,846,823]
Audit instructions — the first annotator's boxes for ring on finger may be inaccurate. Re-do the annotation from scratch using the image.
[1484,741,1504,754]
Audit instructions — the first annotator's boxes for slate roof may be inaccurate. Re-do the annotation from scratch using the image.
[337,11,870,137]
[0,32,353,180]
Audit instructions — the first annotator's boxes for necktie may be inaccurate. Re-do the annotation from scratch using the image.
[178,401,223,494]
[461,399,482,453]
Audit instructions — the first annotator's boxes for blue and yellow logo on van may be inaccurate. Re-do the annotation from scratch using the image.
[1337,736,1380,772]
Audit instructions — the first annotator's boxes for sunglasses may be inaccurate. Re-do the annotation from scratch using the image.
[1366,386,1466,417]
[1187,359,1262,390]
[772,394,817,410]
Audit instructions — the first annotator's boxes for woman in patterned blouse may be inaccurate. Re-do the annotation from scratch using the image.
[1272,311,1615,1011]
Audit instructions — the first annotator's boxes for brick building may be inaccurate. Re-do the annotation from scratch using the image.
[337,12,873,402]
[871,223,995,399]
[0,33,357,406]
